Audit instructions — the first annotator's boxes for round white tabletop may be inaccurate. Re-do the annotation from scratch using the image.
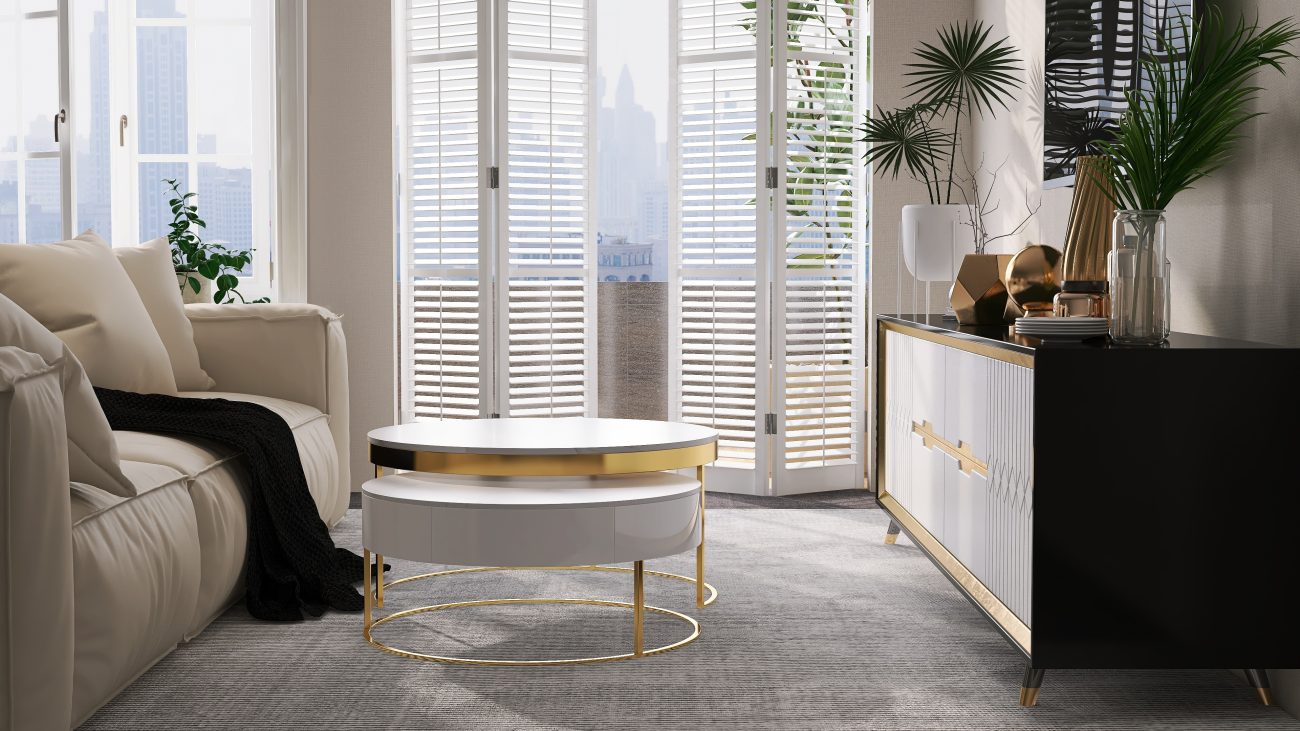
[368,417,718,455]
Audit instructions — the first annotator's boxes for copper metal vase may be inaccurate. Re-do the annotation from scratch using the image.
[1061,155,1115,283]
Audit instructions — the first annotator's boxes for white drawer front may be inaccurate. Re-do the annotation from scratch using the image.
[883,328,1034,626]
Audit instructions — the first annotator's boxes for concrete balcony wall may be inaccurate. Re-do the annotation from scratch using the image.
[597,282,670,421]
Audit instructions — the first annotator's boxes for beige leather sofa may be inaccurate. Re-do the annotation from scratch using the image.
[0,303,350,730]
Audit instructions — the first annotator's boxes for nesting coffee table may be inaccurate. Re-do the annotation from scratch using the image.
[361,417,719,665]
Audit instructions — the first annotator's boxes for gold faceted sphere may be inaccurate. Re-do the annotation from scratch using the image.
[1005,244,1064,314]
[950,254,1014,325]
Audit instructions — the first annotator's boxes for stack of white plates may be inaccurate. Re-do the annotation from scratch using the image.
[1014,316,1109,340]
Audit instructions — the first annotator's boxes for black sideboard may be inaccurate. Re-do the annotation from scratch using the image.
[874,314,1300,706]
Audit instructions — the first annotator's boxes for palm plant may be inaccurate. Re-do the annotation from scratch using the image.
[860,21,1022,204]
[1093,9,1300,212]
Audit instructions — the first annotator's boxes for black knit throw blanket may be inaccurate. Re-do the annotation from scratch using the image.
[95,387,367,621]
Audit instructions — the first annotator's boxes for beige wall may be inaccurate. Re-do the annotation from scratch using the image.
[306,1,396,492]
[972,0,1300,714]
[869,0,974,318]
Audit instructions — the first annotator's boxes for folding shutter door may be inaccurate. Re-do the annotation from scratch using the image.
[400,0,491,420]
[771,0,863,492]
[672,0,771,494]
[496,0,595,417]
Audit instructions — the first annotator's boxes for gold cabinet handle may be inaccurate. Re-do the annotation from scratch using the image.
[911,420,988,477]
[54,108,66,142]
[119,114,129,147]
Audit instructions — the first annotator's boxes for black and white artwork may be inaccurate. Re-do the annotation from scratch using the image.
[1043,0,1195,187]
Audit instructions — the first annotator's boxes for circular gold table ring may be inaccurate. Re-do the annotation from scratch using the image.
[364,565,718,666]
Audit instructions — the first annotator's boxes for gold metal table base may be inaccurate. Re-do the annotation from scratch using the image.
[362,564,717,666]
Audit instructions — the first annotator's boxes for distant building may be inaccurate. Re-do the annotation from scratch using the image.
[597,233,653,282]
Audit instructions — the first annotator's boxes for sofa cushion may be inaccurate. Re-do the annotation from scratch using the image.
[113,392,344,635]
[0,292,136,497]
[71,477,200,726]
[114,237,214,391]
[0,231,177,394]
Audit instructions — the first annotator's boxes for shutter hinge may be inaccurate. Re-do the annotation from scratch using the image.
[764,166,779,189]
[764,413,778,435]
[490,412,501,419]
[487,166,500,189]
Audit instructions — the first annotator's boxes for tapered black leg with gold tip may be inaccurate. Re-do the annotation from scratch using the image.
[1019,667,1045,707]
[884,519,901,545]
[1246,669,1275,706]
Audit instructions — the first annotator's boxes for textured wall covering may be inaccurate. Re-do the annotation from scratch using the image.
[305,2,396,493]
[868,0,975,319]
[597,282,670,421]
[972,0,1300,716]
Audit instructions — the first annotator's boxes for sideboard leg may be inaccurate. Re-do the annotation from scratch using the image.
[1019,666,1045,707]
[1246,669,1275,706]
[884,520,901,545]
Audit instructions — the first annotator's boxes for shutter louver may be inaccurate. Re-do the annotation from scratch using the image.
[673,0,771,492]
[773,0,863,490]
[499,0,594,418]
[401,0,488,421]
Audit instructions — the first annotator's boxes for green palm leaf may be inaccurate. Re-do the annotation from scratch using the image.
[1096,8,1300,211]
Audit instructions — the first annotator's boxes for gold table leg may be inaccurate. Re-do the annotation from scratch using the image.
[633,560,645,656]
[363,548,373,631]
[696,465,706,608]
[377,554,385,608]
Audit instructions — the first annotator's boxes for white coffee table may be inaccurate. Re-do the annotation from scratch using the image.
[362,417,719,665]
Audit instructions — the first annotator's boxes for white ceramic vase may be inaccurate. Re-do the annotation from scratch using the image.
[900,203,973,282]
[176,272,215,305]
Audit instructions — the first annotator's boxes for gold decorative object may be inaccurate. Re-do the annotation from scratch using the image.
[1004,244,1064,316]
[949,253,1014,326]
[1061,155,1115,282]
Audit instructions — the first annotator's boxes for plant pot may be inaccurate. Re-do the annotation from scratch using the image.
[950,253,1014,325]
[176,272,214,305]
[901,203,972,282]
[1108,210,1170,345]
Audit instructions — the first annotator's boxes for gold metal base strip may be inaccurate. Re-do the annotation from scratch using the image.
[880,494,1031,654]
[382,564,719,607]
[365,598,699,666]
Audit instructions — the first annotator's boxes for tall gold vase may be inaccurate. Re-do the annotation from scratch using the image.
[1061,155,1116,282]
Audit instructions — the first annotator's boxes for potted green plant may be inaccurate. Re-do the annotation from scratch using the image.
[164,178,264,305]
[860,21,1023,300]
[1094,10,1298,344]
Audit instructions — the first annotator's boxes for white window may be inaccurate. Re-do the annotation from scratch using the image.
[396,0,865,494]
[1,0,278,301]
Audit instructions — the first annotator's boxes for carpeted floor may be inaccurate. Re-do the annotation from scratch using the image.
[82,509,1299,730]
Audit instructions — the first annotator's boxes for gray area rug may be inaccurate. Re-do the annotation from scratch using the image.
[82,509,1299,730]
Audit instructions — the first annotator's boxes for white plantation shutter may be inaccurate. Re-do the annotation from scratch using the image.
[400,0,594,422]
[496,0,595,417]
[672,0,771,493]
[773,0,863,491]
[672,0,862,495]
[400,0,491,421]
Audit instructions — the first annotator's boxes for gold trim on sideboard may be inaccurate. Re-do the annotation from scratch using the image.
[880,493,1032,654]
[878,319,1036,369]
[912,420,988,477]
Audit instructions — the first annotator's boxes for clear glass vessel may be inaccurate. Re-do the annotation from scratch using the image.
[1108,210,1170,344]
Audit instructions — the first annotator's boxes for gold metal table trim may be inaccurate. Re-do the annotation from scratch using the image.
[361,564,717,666]
[369,442,717,476]
[365,439,718,663]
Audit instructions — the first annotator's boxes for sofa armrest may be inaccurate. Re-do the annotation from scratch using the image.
[0,347,74,730]
[185,304,352,509]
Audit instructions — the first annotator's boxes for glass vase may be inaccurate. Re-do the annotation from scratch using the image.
[1108,210,1170,344]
